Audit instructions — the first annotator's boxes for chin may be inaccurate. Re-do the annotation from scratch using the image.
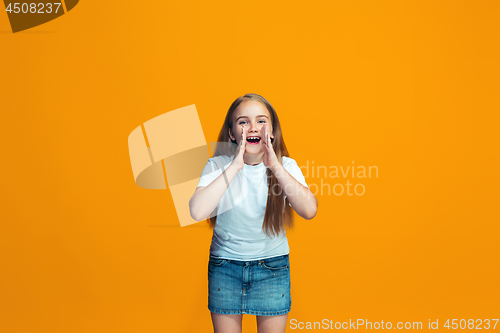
[246,146,263,153]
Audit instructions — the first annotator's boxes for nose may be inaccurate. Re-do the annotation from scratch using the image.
[247,120,259,133]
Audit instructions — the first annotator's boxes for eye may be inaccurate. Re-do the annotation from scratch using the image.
[238,120,247,125]
[258,120,266,123]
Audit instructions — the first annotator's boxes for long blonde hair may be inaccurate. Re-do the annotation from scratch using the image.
[208,93,293,237]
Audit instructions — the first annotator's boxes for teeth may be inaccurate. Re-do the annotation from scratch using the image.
[248,137,260,139]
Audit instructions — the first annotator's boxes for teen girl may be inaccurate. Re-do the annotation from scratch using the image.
[189,93,318,333]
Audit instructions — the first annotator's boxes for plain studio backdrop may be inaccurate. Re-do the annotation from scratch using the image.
[1,1,499,332]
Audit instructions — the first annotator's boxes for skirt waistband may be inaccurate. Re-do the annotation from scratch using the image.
[209,254,289,266]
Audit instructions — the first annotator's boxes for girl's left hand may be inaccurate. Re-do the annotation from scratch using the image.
[261,124,280,171]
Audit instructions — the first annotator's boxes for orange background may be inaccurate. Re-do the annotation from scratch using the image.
[1,1,499,332]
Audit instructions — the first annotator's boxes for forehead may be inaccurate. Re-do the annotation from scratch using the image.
[232,100,270,120]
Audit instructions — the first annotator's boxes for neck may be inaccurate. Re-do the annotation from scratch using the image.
[243,152,264,165]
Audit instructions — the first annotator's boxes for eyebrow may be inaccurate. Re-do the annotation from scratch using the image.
[236,115,269,121]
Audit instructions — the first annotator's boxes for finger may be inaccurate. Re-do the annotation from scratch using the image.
[266,126,270,147]
[241,125,246,147]
[265,125,270,148]
[262,124,267,146]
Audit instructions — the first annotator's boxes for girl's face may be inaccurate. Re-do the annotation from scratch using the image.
[229,100,274,154]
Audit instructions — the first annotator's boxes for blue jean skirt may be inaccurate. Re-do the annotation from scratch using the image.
[208,254,291,316]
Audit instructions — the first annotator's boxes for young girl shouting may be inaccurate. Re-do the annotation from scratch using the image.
[190,93,318,333]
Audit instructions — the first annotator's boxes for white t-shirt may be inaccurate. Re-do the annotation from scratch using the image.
[196,155,309,260]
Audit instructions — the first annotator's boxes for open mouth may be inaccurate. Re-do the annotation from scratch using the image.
[246,136,261,144]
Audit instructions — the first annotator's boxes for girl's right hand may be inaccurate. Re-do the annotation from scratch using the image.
[231,125,246,171]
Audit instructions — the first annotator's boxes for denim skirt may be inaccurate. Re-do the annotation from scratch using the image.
[208,254,291,316]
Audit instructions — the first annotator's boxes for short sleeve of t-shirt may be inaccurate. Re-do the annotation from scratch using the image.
[281,156,309,206]
[282,156,309,188]
[196,156,232,188]
[196,156,308,190]
[195,156,309,207]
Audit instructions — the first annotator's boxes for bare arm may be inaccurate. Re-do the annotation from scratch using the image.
[271,164,318,220]
[261,124,317,220]
[189,126,247,221]
[189,163,240,221]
